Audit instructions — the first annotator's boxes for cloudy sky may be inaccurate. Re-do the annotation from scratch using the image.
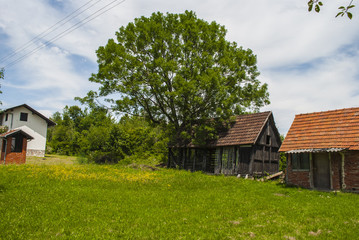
[1,0,359,135]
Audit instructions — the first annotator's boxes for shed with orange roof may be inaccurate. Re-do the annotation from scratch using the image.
[280,107,359,191]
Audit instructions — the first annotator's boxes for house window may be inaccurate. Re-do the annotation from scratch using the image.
[292,153,310,170]
[5,114,8,121]
[20,112,28,122]
[11,136,23,153]
[266,135,271,145]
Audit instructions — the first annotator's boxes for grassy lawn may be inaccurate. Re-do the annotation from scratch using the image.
[0,157,358,239]
[26,154,78,165]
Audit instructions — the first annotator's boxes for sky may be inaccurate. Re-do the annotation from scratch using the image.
[1,0,359,135]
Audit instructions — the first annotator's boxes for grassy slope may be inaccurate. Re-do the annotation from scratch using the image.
[0,157,358,239]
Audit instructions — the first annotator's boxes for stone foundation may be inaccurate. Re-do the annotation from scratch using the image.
[26,149,45,157]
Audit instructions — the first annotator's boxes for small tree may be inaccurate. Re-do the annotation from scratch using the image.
[81,11,269,146]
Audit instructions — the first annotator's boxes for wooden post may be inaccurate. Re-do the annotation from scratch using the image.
[249,146,254,175]
[237,146,241,173]
[309,153,314,188]
[181,148,185,169]
[192,149,197,172]
[215,147,222,174]
[262,145,265,175]
[203,149,207,172]
[339,152,346,190]
[178,148,183,169]
[269,146,272,173]
[167,148,171,168]
[233,146,237,174]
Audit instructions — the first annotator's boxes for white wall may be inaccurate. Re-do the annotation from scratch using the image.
[2,106,48,151]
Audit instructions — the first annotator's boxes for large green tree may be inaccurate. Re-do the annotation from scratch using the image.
[82,11,269,145]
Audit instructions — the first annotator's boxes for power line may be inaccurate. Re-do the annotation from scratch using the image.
[0,0,104,63]
[3,0,126,68]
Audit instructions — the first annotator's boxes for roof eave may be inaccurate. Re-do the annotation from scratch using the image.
[3,104,56,126]
[283,148,347,153]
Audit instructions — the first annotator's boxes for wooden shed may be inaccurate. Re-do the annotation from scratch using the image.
[0,129,34,164]
[280,107,359,192]
[168,111,282,176]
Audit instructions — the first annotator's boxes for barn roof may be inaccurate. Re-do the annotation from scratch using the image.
[213,111,273,147]
[0,129,34,140]
[279,107,359,152]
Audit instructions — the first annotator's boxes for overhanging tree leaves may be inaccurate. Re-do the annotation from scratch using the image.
[308,0,355,19]
[83,11,269,145]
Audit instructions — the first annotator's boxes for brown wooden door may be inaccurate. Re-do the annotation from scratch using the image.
[313,153,330,189]
[238,147,251,174]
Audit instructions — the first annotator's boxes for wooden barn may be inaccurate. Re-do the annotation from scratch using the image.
[280,107,359,192]
[168,111,282,176]
[0,129,34,164]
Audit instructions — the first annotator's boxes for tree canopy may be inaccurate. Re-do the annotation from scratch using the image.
[81,11,269,145]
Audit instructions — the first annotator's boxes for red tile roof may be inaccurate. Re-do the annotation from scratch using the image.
[280,107,359,152]
[0,129,34,139]
[214,111,272,146]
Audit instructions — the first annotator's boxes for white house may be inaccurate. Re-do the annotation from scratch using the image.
[0,104,56,157]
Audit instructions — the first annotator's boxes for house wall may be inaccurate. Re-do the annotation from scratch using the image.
[286,154,311,188]
[2,106,48,157]
[286,151,359,191]
[343,151,359,191]
[251,117,281,175]
[331,153,341,190]
[169,143,280,176]
[1,137,28,164]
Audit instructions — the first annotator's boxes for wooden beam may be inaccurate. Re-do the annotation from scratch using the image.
[192,149,196,172]
[262,145,265,175]
[203,149,207,172]
[265,171,283,180]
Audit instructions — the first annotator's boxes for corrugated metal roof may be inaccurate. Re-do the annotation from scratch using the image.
[280,107,359,152]
[287,148,346,153]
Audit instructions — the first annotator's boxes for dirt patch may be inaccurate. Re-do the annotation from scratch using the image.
[308,230,322,236]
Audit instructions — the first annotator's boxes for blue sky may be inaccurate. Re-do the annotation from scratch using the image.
[1,0,359,135]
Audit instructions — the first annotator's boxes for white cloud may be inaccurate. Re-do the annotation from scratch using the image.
[1,0,359,134]
[263,50,359,134]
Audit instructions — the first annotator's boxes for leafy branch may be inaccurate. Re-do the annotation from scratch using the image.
[307,0,355,19]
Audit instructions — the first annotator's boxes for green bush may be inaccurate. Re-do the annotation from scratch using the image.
[87,151,121,164]
[47,106,169,165]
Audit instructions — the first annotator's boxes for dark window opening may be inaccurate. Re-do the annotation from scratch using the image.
[266,135,271,145]
[292,153,310,170]
[20,112,28,122]
[5,114,8,121]
[11,136,23,153]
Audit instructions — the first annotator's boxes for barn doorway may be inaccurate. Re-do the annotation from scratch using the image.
[238,147,251,174]
[313,153,331,189]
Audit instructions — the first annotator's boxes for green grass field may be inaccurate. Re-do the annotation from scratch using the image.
[0,156,358,239]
